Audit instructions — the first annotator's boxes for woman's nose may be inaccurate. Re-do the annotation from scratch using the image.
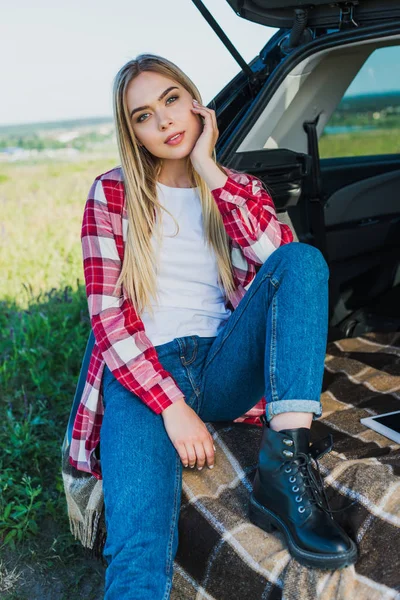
[158,111,173,129]
[159,120,173,131]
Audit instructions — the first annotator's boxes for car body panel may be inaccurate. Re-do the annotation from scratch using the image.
[225,0,400,29]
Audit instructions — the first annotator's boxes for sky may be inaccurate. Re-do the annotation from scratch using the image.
[2,2,399,128]
[344,46,400,97]
[0,0,276,127]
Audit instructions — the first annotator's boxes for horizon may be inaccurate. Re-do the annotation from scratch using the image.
[2,88,400,132]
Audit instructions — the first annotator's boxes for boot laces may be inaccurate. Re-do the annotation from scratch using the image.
[279,452,356,515]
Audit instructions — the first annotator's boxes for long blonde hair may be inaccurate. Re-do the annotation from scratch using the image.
[112,53,237,319]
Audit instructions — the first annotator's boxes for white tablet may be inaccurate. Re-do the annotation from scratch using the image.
[360,410,400,444]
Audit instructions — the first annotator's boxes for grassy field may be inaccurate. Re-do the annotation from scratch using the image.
[0,128,398,598]
[0,157,117,599]
[319,127,400,158]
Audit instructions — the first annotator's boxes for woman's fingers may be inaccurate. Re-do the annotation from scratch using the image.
[182,438,215,470]
[194,101,216,121]
[186,444,197,469]
[192,103,218,133]
[193,441,206,470]
[204,437,215,469]
[176,441,189,468]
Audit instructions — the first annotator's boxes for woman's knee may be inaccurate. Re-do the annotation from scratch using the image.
[274,241,329,280]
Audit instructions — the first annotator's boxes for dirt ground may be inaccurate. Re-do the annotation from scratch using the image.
[0,517,105,600]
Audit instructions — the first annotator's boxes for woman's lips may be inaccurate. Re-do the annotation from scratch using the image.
[165,132,185,145]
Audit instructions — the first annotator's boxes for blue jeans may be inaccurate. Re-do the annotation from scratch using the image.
[100,242,329,599]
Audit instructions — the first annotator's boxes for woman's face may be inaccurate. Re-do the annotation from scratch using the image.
[126,71,203,160]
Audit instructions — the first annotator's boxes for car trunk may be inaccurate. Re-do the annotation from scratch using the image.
[191,0,400,340]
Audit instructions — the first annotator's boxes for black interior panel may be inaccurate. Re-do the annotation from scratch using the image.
[321,155,400,198]
[229,148,312,210]
[326,219,400,262]
[319,156,400,330]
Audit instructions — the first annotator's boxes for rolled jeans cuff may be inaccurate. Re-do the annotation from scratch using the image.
[265,400,322,422]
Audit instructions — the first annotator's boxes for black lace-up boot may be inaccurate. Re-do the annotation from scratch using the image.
[249,415,358,569]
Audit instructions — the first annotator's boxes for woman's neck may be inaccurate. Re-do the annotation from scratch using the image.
[157,158,193,188]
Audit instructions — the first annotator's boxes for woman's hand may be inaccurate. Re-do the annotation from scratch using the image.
[189,99,219,170]
[161,398,216,470]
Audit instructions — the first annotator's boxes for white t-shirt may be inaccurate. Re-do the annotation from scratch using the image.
[140,181,232,347]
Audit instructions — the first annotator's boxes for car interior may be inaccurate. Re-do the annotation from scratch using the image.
[228,36,400,341]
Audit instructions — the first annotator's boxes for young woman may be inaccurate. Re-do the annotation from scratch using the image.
[75,53,357,598]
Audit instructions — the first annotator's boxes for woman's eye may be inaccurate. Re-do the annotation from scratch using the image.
[136,96,178,123]
[137,112,149,123]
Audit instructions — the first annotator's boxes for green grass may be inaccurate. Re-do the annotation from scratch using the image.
[0,156,118,598]
[320,127,400,158]
[1,159,117,306]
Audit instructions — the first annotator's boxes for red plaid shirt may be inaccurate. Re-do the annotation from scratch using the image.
[69,165,294,479]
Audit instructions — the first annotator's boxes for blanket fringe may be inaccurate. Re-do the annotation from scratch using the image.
[68,504,108,564]
[68,506,101,550]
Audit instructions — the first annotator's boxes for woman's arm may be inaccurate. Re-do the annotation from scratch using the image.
[198,159,294,266]
[81,175,185,414]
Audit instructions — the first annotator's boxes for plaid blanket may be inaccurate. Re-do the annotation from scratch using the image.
[61,330,400,598]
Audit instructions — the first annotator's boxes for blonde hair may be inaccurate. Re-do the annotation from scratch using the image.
[112,53,236,319]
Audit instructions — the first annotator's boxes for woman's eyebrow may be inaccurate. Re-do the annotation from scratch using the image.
[130,86,179,118]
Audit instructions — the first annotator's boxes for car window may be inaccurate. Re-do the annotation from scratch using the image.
[319,46,400,159]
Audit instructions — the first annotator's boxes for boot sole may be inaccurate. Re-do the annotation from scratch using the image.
[248,493,358,570]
